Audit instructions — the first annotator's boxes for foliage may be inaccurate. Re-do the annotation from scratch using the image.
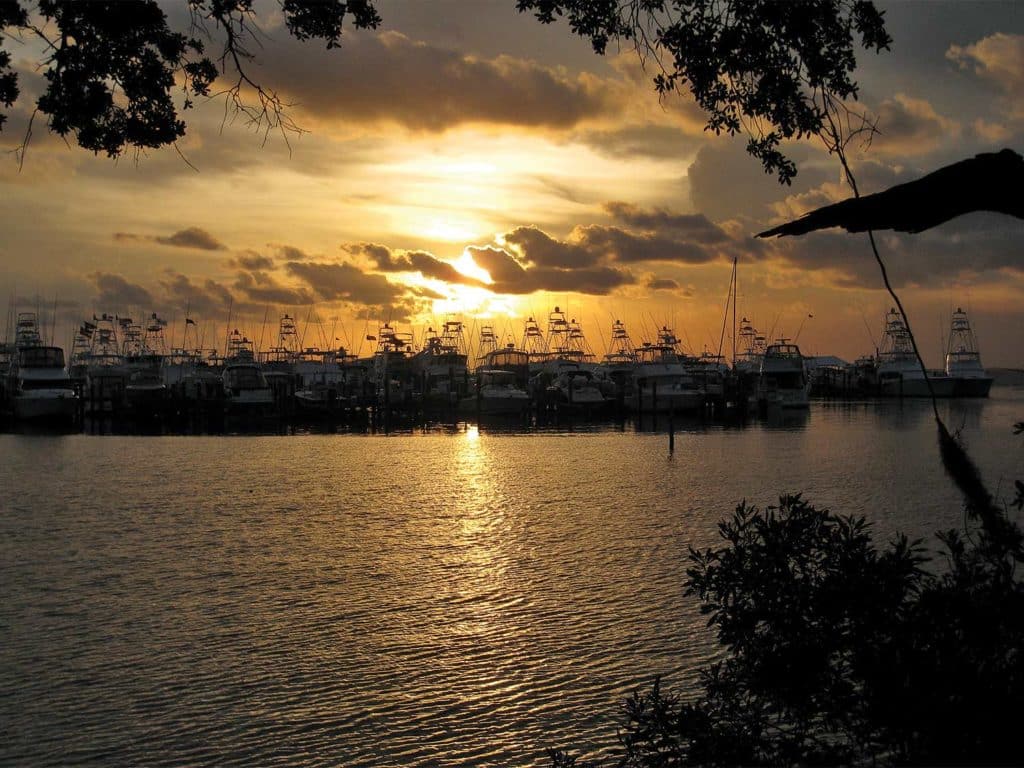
[517,0,891,182]
[0,0,380,158]
[2,0,886,180]
[552,482,1024,766]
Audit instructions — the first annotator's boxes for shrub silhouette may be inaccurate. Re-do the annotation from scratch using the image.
[553,428,1024,766]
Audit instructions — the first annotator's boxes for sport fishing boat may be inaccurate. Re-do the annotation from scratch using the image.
[459,369,530,416]
[6,312,78,422]
[222,330,274,413]
[945,307,993,398]
[632,326,704,413]
[876,308,955,398]
[756,340,809,409]
[412,320,470,406]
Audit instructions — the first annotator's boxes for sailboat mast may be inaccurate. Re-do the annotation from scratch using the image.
[732,257,737,367]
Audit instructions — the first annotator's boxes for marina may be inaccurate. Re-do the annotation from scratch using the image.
[0,306,1001,433]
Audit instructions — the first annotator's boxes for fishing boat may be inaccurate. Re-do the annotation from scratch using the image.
[945,307,993,397]
[5,312,78,422]
[459,369,530,416]
[371,323,416,407]
[632,326,704,413]
[222,330,274,413]
[600,319,638,399]
[124,314,168,413]
[412,320,470,406]
[876,308,955,398]
[756,340,809,409]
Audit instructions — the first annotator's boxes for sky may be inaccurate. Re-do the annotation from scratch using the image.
[2,0,1023,367]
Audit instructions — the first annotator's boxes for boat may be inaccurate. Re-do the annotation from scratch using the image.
[876,308,955,398]
[945,307,993,397]
[5,312,78,422]
[222,330,275,413]
[632,326,704,413]
[757,340,810,409]
[412,320,470,406]
[459,368,530,416]
[124,314,169,414]
[600,319,638,400]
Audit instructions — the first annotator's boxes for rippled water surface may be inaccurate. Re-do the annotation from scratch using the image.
[3,390,1023,766]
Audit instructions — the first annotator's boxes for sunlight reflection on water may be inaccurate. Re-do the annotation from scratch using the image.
[1,391,1022,766]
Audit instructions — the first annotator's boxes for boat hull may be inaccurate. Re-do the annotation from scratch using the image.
[952,376,993,398]
[12,391,79,421]
[878,374,956,398]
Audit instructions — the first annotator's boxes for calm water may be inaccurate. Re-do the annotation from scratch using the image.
[2,390,1023,767]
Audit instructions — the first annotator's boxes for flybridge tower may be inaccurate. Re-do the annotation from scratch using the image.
[605,319,636,362]
[521,316,548,362]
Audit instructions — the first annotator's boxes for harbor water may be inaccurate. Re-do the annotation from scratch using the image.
[2,389,1023,766]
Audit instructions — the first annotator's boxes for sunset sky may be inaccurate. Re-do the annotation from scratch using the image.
[2,0,1023,366]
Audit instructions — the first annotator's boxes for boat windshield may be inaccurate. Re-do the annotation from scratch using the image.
[19,347,65,368]
[225,366,266,389]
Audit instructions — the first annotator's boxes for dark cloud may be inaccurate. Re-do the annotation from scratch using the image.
[872,94,957,156]
[572,225,716,264]
[232,270,314,306]
[160,271,237,318]
[90,272,154,309]
[270,244,314,261]
[646,276,680,291]
[502,226,595,269]
[347,242,485,286]
[688,140,831,222]
[263,31,614,131]
[230,250,275,271]
[767,213,1024,289]
[285,260,406,307]
[467,245,634,295]
[155,227,227,251]
[575,124,700,160]
[603,201,731,243]
[114,227,227,251]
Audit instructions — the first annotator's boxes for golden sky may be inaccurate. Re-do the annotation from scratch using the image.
[2,0,1023,366]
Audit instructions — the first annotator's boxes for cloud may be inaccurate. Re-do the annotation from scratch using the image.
[269,243,314,261]
[346,242,486,285]
[687,140,832,222]
[90,272,154,308]
[765,214,1024,290]
[947,33,1024,95]
[467,245,634,295]
[871,94,959,156]
[160,271,237,317]
[646,276,681,291]
[264,31,616,132]
[603,201,730,243]
[575,124,700,160]
[232,270,314,306]
[229,250,275,271]
[284,260,406,306]
[114,227,227,251]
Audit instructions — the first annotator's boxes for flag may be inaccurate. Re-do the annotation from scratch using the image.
[185,318,196,326]
[82,321,96,331]
[366,334,377,341]
[79,325,93,338]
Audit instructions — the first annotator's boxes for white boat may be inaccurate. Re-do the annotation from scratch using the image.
[459,369,530,416]
[6,312,78,421]
[757,341,809,409]
[876,308,955,398]
[632,326,704,413]
[945,307,993,398]
[413,321,470,406]
[222,330,274,412]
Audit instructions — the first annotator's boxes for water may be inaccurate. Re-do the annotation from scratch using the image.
[2,390,1023,766]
